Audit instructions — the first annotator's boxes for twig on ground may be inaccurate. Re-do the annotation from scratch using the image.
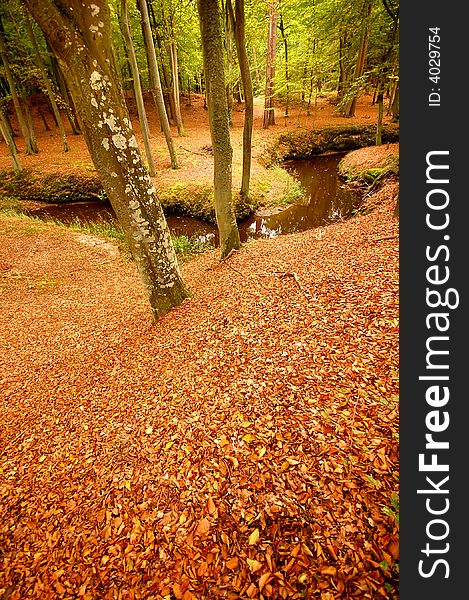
[280,271,312,300]
[179,145,207,157]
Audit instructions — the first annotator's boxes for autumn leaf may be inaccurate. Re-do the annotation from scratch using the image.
[226,557,239,570]
[248,528,260,545]
[246,558,262,573]
[195,518,210,536]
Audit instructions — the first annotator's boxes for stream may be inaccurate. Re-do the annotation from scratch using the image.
[25,152,362,246]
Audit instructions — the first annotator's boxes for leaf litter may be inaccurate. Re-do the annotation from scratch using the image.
[0,176,399,599]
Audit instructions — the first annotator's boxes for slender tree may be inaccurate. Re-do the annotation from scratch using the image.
[197,0,241,258]
[263,0,277,128]
[278,11,289,119]
[163,3,185,136]
[137,0,178,168]
[0,17,36,154]
[23,9,69,151]
[227,0,253,199]
[342,0,373,118]
[22,0,189,320]
[119,0,156,175]
[0,106,22,172]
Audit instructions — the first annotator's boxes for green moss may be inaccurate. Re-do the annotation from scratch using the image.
[260,125,399,167]
[0,169,106,203]
[338,153,399,185]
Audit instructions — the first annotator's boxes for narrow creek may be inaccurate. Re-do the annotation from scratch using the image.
[25,152,362,246]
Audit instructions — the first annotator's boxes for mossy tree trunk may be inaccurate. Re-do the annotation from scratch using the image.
[23,0,190,321]
[197,0,241,258]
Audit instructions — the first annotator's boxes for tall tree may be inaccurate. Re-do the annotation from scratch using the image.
[137,0,179,168]
[0,106,22,172]
[23,9,70,151]
[162,1,185,136]
[0,16,36,154]
[22,0,189,320]
[341,0,373,118]
[263,0,277,128]
[197,0,241,258]
[227,0,253,200]
[119,0,156,175]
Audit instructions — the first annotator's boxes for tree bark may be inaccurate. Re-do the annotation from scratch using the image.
[0,108,22,172]
[137,0,179,168]
[263,0,277,128]
[197,0,241,259]
[0,24,36,154]
[23,0,189,320]
[227,0,253,199]
[119,0,156,176]
[23,10,69,152]
[47,46,82,134]
[163,7,185,136]
[21,97,39,153]
[342,0,372,118]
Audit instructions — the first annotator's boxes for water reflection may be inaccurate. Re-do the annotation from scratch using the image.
[24,152,361,247]
[237,152,361,242]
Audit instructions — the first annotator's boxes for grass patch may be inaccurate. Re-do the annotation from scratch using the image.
[0,206,212,263]
[171,234,213,262]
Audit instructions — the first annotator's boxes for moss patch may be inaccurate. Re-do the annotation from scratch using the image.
[0,169,105,203]
[260,124,399,167]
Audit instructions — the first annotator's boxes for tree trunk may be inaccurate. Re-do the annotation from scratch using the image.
[263,0,277,128]
[23,10,69,152]
[21,97,39,153]
[197,0,241,259]
[342,0,372,118]
[163,8,185,136]
[227,0,253,199]
[23,0,189,320]
[48,47,82,134]
[390,82,399,122]
[375,85,384,145]
[0,25,36,155]
[119,0,156,176]
[137,0,178,168]
[153,22,176,123]
[223,0,234,127]
[279,13,289,119]
[0,108,22,172]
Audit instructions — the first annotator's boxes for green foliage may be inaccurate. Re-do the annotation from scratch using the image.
[270,166,305,205]
[170,234,212,261]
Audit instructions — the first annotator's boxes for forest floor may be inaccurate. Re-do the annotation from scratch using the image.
[0,95,399,599]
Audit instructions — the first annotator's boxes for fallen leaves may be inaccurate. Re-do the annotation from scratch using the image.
[0,173,399,598]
